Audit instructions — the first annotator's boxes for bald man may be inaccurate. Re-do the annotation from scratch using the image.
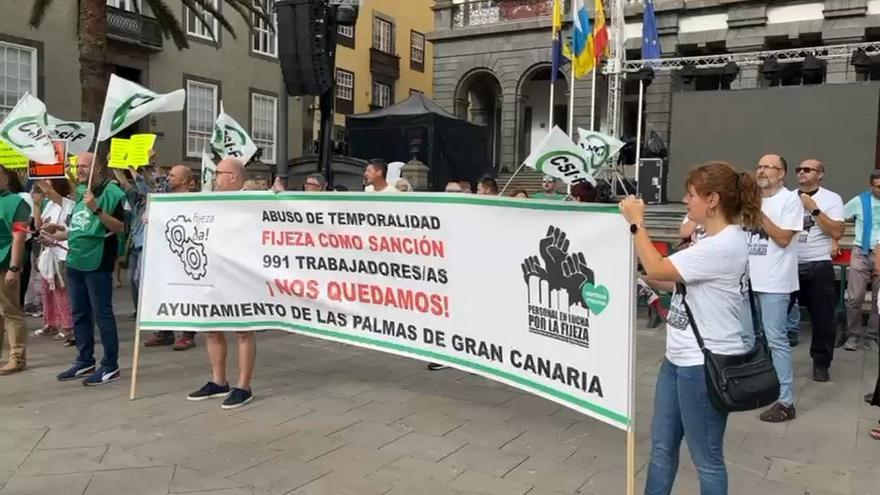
[785,159,844,383]
[186,158,255,409]
[144,165,199,351]
[48,153,127,386]
[748,154,803,423]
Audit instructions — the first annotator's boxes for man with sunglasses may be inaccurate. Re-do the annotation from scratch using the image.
[532,175,565,200]
[841,171,880,353]
[749,154,803,423]
[788,160,844,382]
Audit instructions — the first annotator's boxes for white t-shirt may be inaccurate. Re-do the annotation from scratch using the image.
[666,225,750,366]
[40,198,75,261]
[748,188,803,293]
[369,184,400,193]
[796,187,844,263]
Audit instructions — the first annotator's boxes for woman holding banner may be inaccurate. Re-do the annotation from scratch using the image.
[619,162,762,495]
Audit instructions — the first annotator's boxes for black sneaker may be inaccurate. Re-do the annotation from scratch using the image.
[221,388,253,410]
[57,363,96,382]
[187,382,230,402]
[427,362,449,371]
[812,366,830,382]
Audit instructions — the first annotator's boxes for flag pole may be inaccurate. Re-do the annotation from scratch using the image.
[634,79,644,171]
[590,68,598,132]
[568,63,576,139]
[86,137,101,190]
[549,82,556,136]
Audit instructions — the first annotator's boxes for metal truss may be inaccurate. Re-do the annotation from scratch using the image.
[620,40,880,71]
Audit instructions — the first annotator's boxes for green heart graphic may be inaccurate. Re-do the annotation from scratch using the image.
[581,283,610,315]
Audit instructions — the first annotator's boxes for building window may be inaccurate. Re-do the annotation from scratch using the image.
[372,81,392,108]
[185,79,218,158]
[337,24,355,49]
[251,93,277,164]
[186,0,219,41]
[0,41,38,122]
[107,0,141,11]
[336,69,354,114]
[410,30,425,72]
[252,0,277,57]
[373,16,393,54]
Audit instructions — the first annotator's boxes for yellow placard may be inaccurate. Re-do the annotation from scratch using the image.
[127,133,157,167]
[108,138,130,169]
[0,141,29,169]
[68,155,78,179]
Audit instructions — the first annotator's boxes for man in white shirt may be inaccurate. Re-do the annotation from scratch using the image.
[749,154,803,423]
[787,159,844,383]
[363,159,399,193]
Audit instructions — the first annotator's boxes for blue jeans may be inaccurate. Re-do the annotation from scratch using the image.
[743,292,794,405]
[645,360,728,495]
[68,267,119,370]
[786,300,800,337]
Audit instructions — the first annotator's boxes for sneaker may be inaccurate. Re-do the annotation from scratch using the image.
[83,367,121,386]
[863,339,879,353]
[759,402,796,423]
[57,363,95,382]
[172,336,196,351]
[187,382,230,402]
[788,331,799,347]
[427,363,449,371]
[144,333,174,347]
[812,366,830,382]
[221,388,253,410]
[844,336,861,351]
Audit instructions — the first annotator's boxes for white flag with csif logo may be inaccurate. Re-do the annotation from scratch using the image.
[211,102,258,164]
[0,92,56,164]
[201,148,216,192]
[97,74,186,142]
[47,114,95,155]
[523,125,595,186]
[577,128,624,172]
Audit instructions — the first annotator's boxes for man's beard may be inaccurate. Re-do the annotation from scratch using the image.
[757,177,771,189]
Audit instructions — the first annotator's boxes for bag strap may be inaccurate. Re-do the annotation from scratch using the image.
[679,273,766,353]
[677,283,707,351]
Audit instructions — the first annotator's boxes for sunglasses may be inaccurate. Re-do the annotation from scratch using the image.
[795,167,820,174]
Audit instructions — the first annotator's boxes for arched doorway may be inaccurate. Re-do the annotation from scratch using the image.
[516,65,568,163]
[454,70,503,170]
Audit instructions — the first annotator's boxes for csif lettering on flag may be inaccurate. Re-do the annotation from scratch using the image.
[210,102,258,164]
[523,126,595,186]
[0,92,56,164]
[46,114,95,155]
[201,148,216,192]
[576,128,624,172]
[97,74,185,142]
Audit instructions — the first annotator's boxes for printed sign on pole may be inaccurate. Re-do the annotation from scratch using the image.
[127,134,157,167]
[108,138,131,169]
[0,141,29,169]
[28,139,67,179]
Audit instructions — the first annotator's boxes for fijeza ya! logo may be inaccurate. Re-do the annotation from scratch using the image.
[165,215,209,280]
[521,225,609,348]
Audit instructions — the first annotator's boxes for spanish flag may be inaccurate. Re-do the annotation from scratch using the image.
[593,0,609,62]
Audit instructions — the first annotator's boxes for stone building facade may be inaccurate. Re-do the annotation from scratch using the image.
[430,0,880,173]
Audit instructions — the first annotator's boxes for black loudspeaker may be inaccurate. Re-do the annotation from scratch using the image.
[637,158,667,204]
[277,0,333,96]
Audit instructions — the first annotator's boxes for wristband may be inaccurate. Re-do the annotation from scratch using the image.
[92,207,103,216]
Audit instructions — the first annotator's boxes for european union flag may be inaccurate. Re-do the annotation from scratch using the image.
[642,0,661,60]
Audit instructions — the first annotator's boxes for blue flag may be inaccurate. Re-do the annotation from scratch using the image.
[642,0,661,60]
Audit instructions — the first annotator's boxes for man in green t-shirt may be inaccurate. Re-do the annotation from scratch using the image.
[45,153,126,386]
[0,166,31,375]
[531,175,566,200]
[841,170,880,352]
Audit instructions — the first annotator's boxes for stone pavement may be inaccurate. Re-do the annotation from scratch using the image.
[0,287,878,495]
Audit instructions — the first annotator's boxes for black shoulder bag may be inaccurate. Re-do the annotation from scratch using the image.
[678,281,780,413]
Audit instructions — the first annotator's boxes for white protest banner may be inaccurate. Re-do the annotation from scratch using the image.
[523,126,595,186]
[47,115,95,155]
[139,193,635,430]
[577,128,625,172]
[97,74,185,142]
[200,149,215,192]
[0,92,56,164]
[211,102,258,163]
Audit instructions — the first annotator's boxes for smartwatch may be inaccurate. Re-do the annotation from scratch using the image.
[8,266,20,273]
[811,208,821,217]
[629,223,640,235]
[92,207,103,216]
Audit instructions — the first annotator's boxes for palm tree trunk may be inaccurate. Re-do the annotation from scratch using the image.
[79,0,108,126]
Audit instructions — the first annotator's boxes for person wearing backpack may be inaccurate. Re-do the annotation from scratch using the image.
[619,161,762,495]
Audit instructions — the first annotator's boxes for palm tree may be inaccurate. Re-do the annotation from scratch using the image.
[28,0,269,124]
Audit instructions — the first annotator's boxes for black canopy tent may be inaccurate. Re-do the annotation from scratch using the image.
[345,93,490,190]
